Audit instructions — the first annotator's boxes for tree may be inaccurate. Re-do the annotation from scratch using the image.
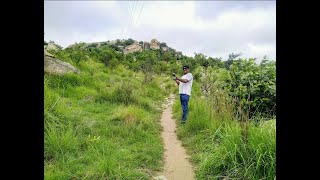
[115,39,121,46]
[98,47,118,67]
[124,38,135,46]
[194,53,209,68]
[154,61,169,74]
[161,51,174,62]
[224,58,276,119]
[110,44,121,51]
[225,52,242,70]
[228,52,242,60]
[160,42,167,48]
[136,50,157,83]
[207,57,224,68]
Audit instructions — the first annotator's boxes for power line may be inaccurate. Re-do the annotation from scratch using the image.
[126,0,138,39]
[121,1,147,43]
[134,1,144,26]
[135,2,150,43]
[130,1,146,42]
[120,3,130,39]
[121,1,136,39]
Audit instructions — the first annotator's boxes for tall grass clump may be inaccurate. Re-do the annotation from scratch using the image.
[172,81,276,180]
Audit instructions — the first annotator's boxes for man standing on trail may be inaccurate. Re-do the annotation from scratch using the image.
[173,65,193,124]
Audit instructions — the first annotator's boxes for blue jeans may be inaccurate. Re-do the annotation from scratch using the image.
[180,94,190,123]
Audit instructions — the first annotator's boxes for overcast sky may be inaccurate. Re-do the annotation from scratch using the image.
[44,1,276,62]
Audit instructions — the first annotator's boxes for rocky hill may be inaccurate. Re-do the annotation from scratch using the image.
[62,38,182,58]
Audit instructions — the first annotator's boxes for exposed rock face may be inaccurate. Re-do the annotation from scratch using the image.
[150,39,160,50]
[44,50,80,75]
[143,42,150,50]
[123,43,142,54]
[44,50,55,58]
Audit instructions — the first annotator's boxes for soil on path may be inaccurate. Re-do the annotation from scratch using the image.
[154,94,195,180]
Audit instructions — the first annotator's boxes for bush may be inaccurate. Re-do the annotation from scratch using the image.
[110,81,136,105]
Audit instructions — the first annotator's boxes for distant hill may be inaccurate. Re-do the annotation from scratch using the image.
[60,38,183,58]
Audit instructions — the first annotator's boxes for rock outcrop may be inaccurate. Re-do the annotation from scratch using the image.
[44,50,80,75]
[123,43,142,54]
[150,39,160,50]
[143,42,150,50]
[62,38,183,56]
[44,50,55,58]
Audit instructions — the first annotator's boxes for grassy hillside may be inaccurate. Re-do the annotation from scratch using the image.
[44,58,176,179]
[45,40,276,179]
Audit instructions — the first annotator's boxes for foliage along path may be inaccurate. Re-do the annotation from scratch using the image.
[154,94,195,180]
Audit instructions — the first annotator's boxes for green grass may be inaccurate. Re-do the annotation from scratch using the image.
[172,82,276,180]
[45,51,275,179]
[44,60,173,179]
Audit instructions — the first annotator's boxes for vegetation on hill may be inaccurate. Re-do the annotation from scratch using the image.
[45,39,276,179]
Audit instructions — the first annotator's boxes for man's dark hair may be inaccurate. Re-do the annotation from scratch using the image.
[183,65,189,69]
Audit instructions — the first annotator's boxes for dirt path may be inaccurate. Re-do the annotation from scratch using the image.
[154,94,195,180]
